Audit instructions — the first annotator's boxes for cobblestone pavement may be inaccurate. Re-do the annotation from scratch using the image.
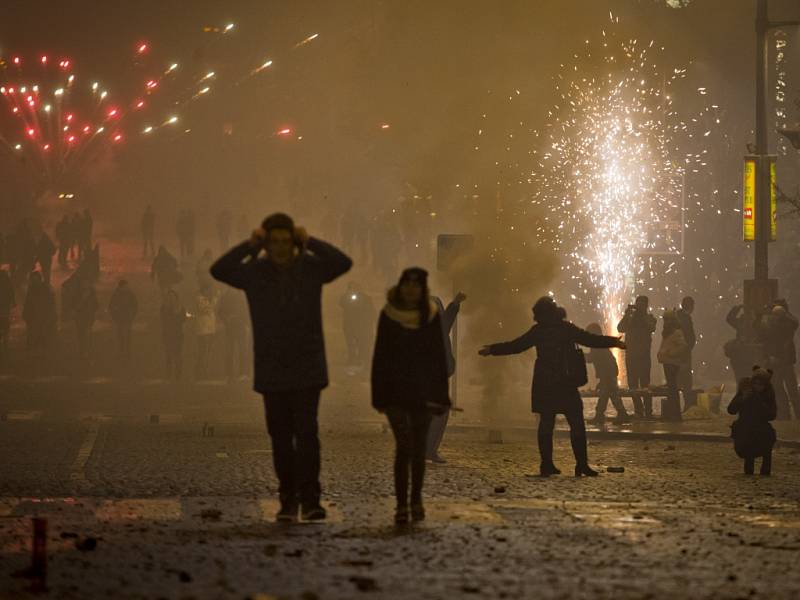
[2,416,800,600]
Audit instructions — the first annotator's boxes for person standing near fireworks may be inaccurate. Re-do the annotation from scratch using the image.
[617,295,657,419]
[210,212,351,522]
[676,296,697,411]
[479,297,625,477]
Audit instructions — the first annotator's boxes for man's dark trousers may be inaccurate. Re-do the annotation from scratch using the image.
[263,389,322,505]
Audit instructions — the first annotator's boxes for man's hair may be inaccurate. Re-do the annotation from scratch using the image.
[681,296,694,309]
[262,212,294,234]
[635,295,649,308]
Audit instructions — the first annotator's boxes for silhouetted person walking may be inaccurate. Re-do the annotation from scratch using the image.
[372,268,450,524]
[160,290,186,380]
[109,280,138,359]
[676,296,697,410]
[479,297,624,477]
[35,230,56,285]
[141,205,156,259]
[194,284,217,379]
[0,270,14,364]
[176,209,196,258]
[78,209,93,262]
[657,310,689,421]
[23,272,56,359]
[586,323,630,425]
[728,367,776,475]
[425,292,466,463]
[74,282,98,359]
[339,282,375,367]
[617,295,656,418]
[151,246,181,293]
[210,212,352,522]
[217,288,249,382]
[55,215,71,268]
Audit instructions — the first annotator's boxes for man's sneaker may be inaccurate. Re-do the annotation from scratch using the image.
[276,502,299,523]
[301,503,327,521]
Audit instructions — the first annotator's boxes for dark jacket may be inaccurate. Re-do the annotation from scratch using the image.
[617,308,656,357]
[210,238,352,393]
[109,287,138,324]
[486,321,619,414]
[757,312,798,367]
[728,384,776,458]
[587,347,618,385]
[371,301,450,412]
[676,308,696,351]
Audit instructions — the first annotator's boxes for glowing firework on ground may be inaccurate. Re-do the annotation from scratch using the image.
[530,15,718,330]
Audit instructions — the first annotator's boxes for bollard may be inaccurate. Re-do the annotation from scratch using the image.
[31,517,47,590]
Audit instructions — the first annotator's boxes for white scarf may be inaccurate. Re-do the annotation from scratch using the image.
[383,299,438,330]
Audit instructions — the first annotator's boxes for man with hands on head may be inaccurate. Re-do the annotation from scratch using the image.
[210,212,352,522]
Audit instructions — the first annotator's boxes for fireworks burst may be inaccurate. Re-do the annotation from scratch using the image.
[0,27,322,191]
[530,15,719,330]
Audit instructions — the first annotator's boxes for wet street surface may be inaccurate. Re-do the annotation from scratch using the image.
[2,417,800,599]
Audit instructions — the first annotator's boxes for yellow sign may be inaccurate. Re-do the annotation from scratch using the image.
[742,156,778,242]
[770,159,777,241]
[743,158,756,241]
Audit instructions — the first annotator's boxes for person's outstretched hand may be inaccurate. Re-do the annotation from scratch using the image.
[454,291,467,305]
[478,345,492,356]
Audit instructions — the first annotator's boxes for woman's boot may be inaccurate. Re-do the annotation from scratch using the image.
[760,451,772,476]
[744,457,755,475]
[538,432,561,476]
[571,433,599,477]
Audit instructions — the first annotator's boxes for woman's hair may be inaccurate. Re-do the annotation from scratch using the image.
[533,296,563,325]
[397,267,430,325]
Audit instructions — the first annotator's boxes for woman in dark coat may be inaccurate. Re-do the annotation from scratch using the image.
[371,267,450,524]
[479,296,624,477]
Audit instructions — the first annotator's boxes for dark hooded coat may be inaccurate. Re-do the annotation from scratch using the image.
[486,321,619,414]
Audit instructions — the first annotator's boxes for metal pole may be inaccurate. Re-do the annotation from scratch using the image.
[754,0,770,281]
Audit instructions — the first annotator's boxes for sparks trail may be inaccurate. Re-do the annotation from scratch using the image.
[527,14,722,330]
[0,26,322,190]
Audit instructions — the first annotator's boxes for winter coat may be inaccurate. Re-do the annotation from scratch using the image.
[195,293,218,336]
[728,386,777,458]
[587,347,618,384]
[657,329,690,366]
[485,321,619,414]
[757,312,798,367]
[371,298,450,413]
[23,282,56,331]
[616,309,656,357]
[160,304,186,350]
[210,238,352,394]
[75,288,98,330]
[676,308,696,350]
[109,287,138,324]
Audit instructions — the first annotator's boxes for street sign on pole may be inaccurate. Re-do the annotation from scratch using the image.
[742,155,777,242]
